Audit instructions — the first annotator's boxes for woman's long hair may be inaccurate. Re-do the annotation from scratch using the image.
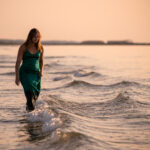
[23,28,42,51]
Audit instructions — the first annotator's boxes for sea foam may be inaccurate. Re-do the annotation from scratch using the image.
[26,99,62,133]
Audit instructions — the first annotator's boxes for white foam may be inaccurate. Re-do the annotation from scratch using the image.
[27,109,55,122]
[42,118,62,132]
[26,100,62,133]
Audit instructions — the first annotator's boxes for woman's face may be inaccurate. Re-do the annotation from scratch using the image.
[32,33,40,43]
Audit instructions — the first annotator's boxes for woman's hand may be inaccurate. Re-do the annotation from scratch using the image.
[39,71,43,77]
[15,77,20,86]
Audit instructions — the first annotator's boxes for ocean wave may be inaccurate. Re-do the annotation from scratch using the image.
[53,76,71,81]
[112,92,130,103]
[63,80,147,89]
[26,100,63,133]
[64,80,101,88]
[110,81,140,87]
[0,65,14,68]
[45,62,64,68]
[44,93,134,120]
[49,69,102,78]
[42,93,150,125]
[97,92,142,117]
[0,60,15,64]
[0,119,18,123]
[0,71,15,76]
[50,70,77,75]
[43,79,150,93]
[74,70,101,78]
[45,56,65,59]
[48,130,85,146]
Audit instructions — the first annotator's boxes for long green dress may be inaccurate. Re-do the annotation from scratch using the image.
[19,48,41,110]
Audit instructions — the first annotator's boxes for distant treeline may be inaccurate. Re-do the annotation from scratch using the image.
[0,39,150,45]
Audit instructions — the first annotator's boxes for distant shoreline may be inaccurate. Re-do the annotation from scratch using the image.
[0,39,150,46]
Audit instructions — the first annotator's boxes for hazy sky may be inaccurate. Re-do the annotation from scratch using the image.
[0,0,150,42]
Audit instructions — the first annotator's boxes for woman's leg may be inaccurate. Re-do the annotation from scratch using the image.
[25,91,36,111]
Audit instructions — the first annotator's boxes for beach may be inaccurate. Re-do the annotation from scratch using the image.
[0,45,150,150]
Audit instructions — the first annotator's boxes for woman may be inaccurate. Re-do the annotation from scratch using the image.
[15,28,44,111]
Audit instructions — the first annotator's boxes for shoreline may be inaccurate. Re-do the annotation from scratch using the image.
[0,44,150,46]
[0,39,150,46]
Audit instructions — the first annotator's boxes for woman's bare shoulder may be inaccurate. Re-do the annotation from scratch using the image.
[19,43,26,52]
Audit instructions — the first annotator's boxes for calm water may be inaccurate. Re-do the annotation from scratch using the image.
[0,45,150,150]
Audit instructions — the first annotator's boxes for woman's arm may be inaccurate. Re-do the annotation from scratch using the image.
[15,44,25,85]
[39,45,44,77]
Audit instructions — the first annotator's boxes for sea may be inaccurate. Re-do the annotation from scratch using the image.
[0,45,150,150]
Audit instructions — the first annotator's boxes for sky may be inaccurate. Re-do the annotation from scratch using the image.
[0,0,150,42]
